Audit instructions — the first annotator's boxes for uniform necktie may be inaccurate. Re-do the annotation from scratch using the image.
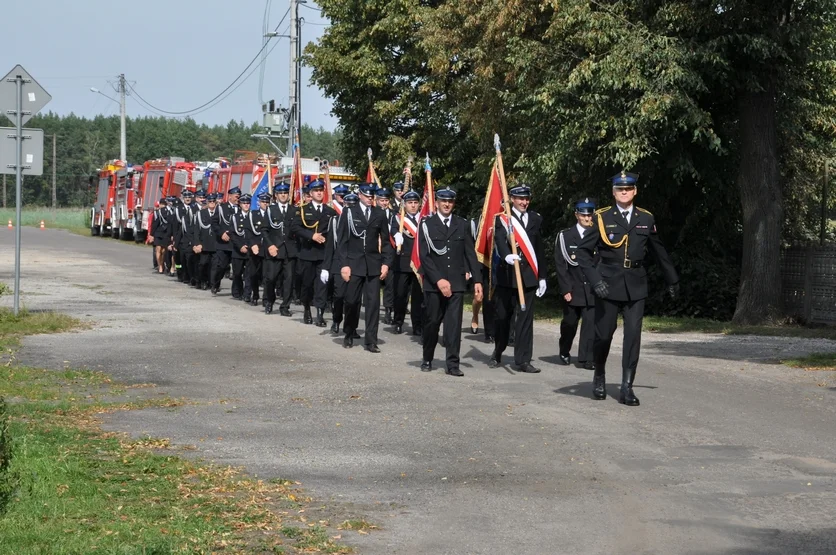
[444,217,450,227]
[622,210,630,222]
[365,207,370,220]
[281,206,285,217]
[316,204,321,214]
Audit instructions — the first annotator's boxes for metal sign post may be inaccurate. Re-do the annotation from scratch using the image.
[0,65,51,316]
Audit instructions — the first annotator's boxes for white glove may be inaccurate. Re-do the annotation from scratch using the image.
[536,279,547,298]
[394,232,404,247]
[505,254,520,265]
[319,269,329,284]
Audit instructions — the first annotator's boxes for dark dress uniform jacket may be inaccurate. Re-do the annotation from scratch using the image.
[192,208,217,252]
[419,213,481,293]
[390,213,419,273]
[493,210,547,289]
[246,208,267,256]
[213,204,234,252]
[577,206,678,302]
[151,208,172,244]
[262,204,298,260]
[292,202,336,262]
[175,206,193,252]
[335,204,395,277]
[230,212,250,260]
[555,225,596,307]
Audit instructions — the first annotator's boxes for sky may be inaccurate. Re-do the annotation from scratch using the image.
[2,0,337,130]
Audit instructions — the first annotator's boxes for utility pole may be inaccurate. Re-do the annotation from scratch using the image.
[2,174,5,208]
[119,73,127,163]
[288,0,302,153]
[52,133,57,210]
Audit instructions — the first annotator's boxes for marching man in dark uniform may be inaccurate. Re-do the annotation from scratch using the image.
[245,193,270,306]
[335,183,395,352]
[376,187,397,325]
[418,187,483,376]
[210,189,235,295]
[187,190,203,286]
[489,185,548,374]
[292,179,337,327]
[325,185,350,335]
[174,191,195,285]
[391,181,405,213]
[555,198,598,369]
[263,185,298,316]
[576,172,679,406]
[229,194,252,300]
[391,190,423,336]
[192,193,218,290]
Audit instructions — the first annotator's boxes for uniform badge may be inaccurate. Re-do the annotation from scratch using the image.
[571,254,576,260]
[608,233,615,240]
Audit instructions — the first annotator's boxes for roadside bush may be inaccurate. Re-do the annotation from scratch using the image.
[0,396,20,516]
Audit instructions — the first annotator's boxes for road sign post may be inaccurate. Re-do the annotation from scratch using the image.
[1,65,51,316]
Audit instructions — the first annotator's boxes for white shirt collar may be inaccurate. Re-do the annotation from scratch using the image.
[438,213,451,225]
[576,223,588,238]
[616,203,633,216]
[512,207,527,220]
[278,202,288,209]
[311,201,321,209]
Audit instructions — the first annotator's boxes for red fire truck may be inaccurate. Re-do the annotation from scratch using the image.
[131,158,203,243]
[111,165,143,241]
[91,161,125,237]
[203,153,276,202]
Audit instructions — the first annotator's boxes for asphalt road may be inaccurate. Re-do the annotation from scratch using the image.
[3,228,836,554]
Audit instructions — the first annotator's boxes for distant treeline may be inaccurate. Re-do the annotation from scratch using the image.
[0,113,342,208]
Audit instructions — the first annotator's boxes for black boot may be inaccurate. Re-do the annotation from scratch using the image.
[592,367,606,400]
[331,321,341,335]
[383,307,392,325]
[315,308,327,327]
[303,305,313,324]
[619,368,640,406]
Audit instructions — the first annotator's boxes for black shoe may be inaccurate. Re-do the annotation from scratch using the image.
[303,307,313,325]
[583,361,596,371]
[484,334,494,343]
[331,321,341,334]
[265,303,273,315]
[488,353,501,368]
[212,287,220,296]
[243,295,252,303]
[557,354,570,366]
[279,307,292,317]
[445,367,464,377]
[393,324,403,334]
[470,325,479,335]
[515,363,541,373]
[420,360,433,372]
[592,371,607,400]
[364,344,381,353]
[202,283,210,291]
[383,308,392,325]
[352,331,361,339]
[343,335,353,349]
[619,386,640,406]
[250,298,260,307]
[315,309,327,327]
[412,327,422,336]
[232,295,241,300]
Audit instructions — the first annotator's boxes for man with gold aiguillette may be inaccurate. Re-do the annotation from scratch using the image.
[576,172,679,406]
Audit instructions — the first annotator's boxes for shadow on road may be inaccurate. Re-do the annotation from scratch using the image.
[682,524,836,554]
[554,382,658,400]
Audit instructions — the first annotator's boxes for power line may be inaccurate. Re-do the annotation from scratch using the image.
[128,7,290,116]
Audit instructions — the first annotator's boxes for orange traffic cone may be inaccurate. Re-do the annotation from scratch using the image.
[40,220,45,230]
[7,220,11,229]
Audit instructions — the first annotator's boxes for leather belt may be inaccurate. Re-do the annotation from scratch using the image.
[600,258,643,269]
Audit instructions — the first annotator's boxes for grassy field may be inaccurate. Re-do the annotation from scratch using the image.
[0,310,358,553]
[0,207,90,236]
[782,352,836,371]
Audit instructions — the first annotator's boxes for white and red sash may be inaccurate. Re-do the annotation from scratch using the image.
[332,200,343,216]
[391,214,419,249]
[499,213,538,276]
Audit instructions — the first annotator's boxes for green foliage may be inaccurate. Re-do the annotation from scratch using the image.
[0,114,342,209]
[0,396,20,516]
[307,0,836,322]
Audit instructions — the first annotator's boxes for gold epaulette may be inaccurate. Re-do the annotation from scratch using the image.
[595,206,610,214]
[636,207,653,215]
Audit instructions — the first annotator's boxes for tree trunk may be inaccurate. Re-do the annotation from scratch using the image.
[732,82,783,325]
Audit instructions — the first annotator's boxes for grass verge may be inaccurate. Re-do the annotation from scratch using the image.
[0,207,90,236]
[0,308,84,353]
[782,352,836,371]
[0,314,360,553]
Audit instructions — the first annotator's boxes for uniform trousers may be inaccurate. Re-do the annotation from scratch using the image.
[382,274,395,309]
[393,271,423,330]
[344,275,381,347]
[198,252,214,286]
[297,259,328,309]
[330,274,346,324]
[263,257,294,308]
[247,254,263,301]
[211,250,231,289]
[559,303,595,362]
[593,297,645,376]
[187,251,199,285]
[230,257,247,299]
[494,285,536,365]
[422,291,464,370]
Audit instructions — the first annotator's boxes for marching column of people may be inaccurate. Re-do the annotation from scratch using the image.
[149,170,678,406]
